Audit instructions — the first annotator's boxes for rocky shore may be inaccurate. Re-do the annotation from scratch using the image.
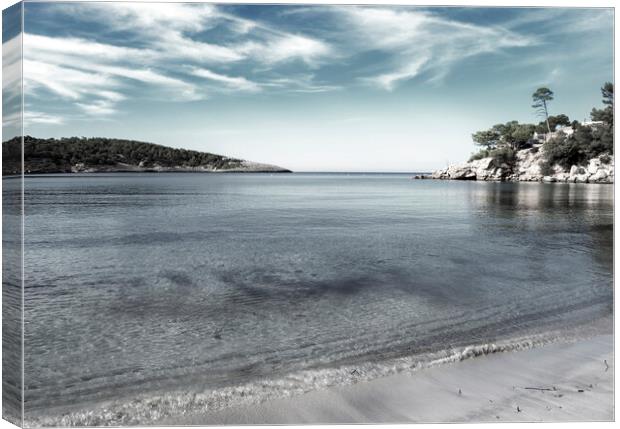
[429,145,613,184]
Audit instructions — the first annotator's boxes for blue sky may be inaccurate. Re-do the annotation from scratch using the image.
[2,2,614,171]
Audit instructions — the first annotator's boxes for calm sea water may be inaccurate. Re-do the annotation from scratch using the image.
[17,173,613,423]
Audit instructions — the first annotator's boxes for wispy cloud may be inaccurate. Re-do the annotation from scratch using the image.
[2,35,23,137]
[190,67,261,92]
[367,57,430,91]
[24,110,65,125]
[3,109,66,128]
[22,34,204,119]
[14,3,613,129]
[504,7,613,35]
[20,2,338,123]
[24,59,116,100]
[2,111,21,130]
[24,33,153,64]
[262,74,342,93]
[237,34,332,67]
[91,2,334,66]
[2,34,22,105]
[336,7,536,89]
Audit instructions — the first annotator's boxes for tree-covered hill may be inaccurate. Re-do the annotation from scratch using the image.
[2,136,290,175]
[468,83,613,170]
[431,82,614,183]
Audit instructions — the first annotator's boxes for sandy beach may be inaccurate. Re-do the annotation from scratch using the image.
[166,335,613,425]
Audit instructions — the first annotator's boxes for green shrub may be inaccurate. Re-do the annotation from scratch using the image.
[543,135,587,169]
[588,126,613,157]
[468,149,490,162]
[491,147,516,166]
[540,121,614,170]
[539,159,554,176]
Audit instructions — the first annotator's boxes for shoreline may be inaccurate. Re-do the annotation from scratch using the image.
[427,150,614,184]
[166,334,614,424]
[25,321,614,426]
[420,176,614,185]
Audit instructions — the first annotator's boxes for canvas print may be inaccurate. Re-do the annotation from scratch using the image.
[1,1,615,426]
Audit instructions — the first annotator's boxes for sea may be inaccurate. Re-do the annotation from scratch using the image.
[8,172,614,425]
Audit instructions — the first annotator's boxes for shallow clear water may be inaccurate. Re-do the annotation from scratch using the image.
[19,173,613,422]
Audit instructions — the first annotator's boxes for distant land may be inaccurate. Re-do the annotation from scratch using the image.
[1,136,291,175]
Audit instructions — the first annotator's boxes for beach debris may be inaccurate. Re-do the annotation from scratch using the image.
[496,416,500,419]
[604,359,609,371]
[213,330,222,340]
[577,389,584,393]
[523,387,553,391]
[516,406,522,413]
[458,389,462,396]
[350,369,360,376]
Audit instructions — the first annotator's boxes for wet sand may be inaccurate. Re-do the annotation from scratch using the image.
[168,335,613,424]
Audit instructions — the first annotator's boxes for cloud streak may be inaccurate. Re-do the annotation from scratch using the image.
[336,7,536,89]
[20,2,338,123]
[2,33,23,137]
[14,3,612,129]
[190,67,261,92]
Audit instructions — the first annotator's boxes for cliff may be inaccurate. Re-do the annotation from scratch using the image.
[430,145,613,184]
[2,136,291,175]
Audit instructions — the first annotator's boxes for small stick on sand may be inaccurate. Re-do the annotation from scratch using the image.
[523,387,553,391]
[604,360,609,372]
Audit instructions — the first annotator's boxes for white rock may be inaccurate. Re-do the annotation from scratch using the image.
[590,169,609,182]
[447,165,475,180]
[430,151,613,184]
[575,174,589,183]
[473,157,495,170]
[474,158,495,178]
[588,158,601,174]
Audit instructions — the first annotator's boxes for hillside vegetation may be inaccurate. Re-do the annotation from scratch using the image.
[2,136,289,175]
[468,83,613,171]
[431,83,614,183]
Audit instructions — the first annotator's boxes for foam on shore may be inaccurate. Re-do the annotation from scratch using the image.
[26,319,612,426]
[170,334,614,424]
